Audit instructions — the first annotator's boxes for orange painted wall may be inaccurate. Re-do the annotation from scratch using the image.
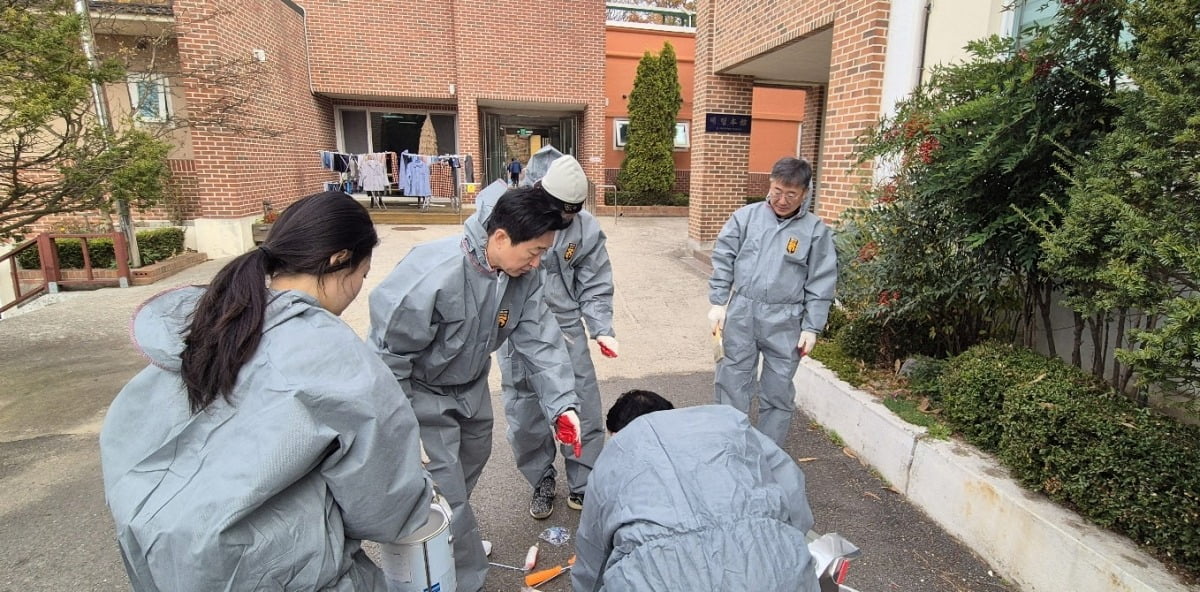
[605,25,805,178]
[750,87,806,173]
[605,27,695,172]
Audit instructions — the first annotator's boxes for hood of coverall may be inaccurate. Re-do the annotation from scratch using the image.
[462,179,512,273]
[132,285,317,372]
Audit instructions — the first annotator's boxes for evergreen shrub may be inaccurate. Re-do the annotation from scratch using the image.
[937,341,1055,452]
[16,227,184,269]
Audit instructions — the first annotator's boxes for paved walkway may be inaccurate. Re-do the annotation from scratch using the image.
[0,217,1011,592]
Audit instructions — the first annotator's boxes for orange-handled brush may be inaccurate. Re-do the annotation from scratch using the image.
[524,555,575,587]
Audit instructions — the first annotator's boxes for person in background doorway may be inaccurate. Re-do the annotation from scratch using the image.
[572,390,820,592]
[368,186,583,592]
[508,157,523,187]
[467,146,616,519]
[707,156,838,447]
[100,191,433,591]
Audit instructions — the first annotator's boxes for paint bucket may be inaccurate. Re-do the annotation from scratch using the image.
[379,503,456,592]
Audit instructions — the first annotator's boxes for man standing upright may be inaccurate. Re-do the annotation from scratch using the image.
[507,157,523,187]
[708,156,838,446]
[368,187,583,592]
[468,146,617,519]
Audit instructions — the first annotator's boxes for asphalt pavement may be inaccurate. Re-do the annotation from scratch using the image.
[0,216,1012,592]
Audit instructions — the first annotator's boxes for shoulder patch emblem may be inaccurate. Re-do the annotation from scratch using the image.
[786,237,799,254]
[564,242,577,261]
[497,309,510,328]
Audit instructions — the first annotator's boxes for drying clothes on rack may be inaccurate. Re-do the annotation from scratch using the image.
[359,153,391,209]
[359,156,390,192]
[403,154,432,199]
[318,151,353,173]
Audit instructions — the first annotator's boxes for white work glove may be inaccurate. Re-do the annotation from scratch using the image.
[596,335,619,358]
[419,438,430,465]
[554,410,583,458]
[707,304,727,334]
[798,330,818,357]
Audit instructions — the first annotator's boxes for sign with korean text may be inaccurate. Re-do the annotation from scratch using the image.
[704,113,751,134]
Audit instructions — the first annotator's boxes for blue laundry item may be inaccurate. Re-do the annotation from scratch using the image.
[404,156,432,197]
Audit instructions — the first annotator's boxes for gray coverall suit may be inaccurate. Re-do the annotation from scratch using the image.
[368,216,580,592]
[709,197,838,445]
[101,287,434,591]
[573,405,820,592]
[467,180,613,495]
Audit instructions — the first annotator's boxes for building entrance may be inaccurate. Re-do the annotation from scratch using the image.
[481,111,579,184]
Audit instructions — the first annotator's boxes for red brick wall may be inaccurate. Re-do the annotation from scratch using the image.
[800,85,826,167]
[450,0,607,188]
[299,0,457,100]
[299,0,606,193]
[819,1,889,219]
[174,0,335,219]
[688,0,754,243]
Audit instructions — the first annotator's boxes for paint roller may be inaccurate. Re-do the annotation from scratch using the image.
[524,554,575,587]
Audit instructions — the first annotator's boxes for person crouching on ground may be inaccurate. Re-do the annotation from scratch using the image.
[573,390,820,592]
[101,191,434,591]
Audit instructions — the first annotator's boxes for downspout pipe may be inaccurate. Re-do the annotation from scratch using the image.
[73,0,142,268]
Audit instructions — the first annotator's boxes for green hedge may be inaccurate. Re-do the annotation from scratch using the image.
[999,365,1200,572]
[939,343,1200,574]
[16,227,184,269]
[937,342,1057,452]
[606,190,688,207]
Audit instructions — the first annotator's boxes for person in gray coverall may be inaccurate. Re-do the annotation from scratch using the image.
[573,390,820,592]
[100,192,434,591]
[708,156,838,446]
[467,147,617,519]
[369,187,584,592]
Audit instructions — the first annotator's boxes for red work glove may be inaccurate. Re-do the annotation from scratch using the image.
[555,410,583,458]
[596,335,619,358]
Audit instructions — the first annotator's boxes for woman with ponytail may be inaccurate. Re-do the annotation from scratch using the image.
[100,191,433,591]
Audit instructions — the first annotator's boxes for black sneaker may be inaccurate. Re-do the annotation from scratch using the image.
[529,475,555,519]
[567,492,585,511]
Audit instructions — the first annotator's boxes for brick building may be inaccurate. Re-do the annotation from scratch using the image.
[74,0,1032,258]
[687,0,892,248]
[604,21,806,198]
[89,0,606,257]
[684,0,1035,248]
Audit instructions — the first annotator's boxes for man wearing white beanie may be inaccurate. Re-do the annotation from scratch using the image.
[467,146,617,518]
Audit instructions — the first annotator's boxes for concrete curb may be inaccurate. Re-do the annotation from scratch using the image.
[794,357,1190,592]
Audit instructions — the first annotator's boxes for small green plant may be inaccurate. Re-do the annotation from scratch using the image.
[808,341,864,387]
[825,429,844,448]
[881,397,950,439]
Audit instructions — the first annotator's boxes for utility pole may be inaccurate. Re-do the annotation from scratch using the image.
[72,0,143,267]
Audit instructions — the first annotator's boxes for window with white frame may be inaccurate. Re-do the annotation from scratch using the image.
[614,119,690,150]
[127,73,170,123]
